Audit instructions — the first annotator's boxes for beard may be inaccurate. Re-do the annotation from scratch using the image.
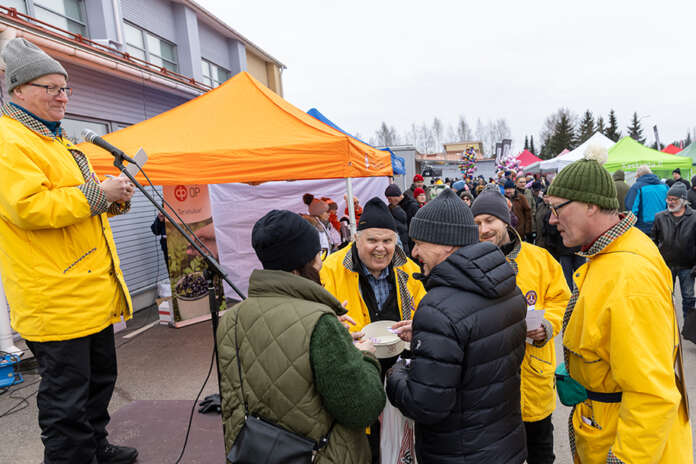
[296,261,322,285]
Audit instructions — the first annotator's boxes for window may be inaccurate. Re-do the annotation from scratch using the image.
[3,0,27,14]
[33,0,86,36]
[61,116,108,145]
[201,59,230,88]
[123,22,177,72]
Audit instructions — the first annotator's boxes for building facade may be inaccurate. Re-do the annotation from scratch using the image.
[0,0,285,310]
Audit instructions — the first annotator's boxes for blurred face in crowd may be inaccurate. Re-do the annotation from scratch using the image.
[504,187,515,198]
[12,73,68,122]
[516,178,527,190]
[414,181,424,189]
[356,228,396,275]
[387,195,402,206]
[667,196,686,213]
[673,172,681,180]
[318,210,331,222]
[547,196,592,247]
[416,193,427,204]
[474,214,510,247]
[411,240,456,275]
[462,196,472,207]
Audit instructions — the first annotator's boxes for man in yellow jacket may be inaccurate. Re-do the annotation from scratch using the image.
[320,196,425,463]
[0,39,137,464]
[472,188,570,464]
[546,144,693,464]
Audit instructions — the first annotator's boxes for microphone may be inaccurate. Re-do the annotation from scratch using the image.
[81,129,137,165]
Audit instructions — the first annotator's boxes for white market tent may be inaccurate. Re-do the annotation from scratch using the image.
[526,132,616,173]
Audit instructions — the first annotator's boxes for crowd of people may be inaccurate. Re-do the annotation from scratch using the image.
[0,36,693,464]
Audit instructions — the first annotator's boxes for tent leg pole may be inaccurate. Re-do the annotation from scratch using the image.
[346,178,357,240]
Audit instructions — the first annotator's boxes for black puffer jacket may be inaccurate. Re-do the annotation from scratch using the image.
[389,204,410,255]
[386,242,527,464]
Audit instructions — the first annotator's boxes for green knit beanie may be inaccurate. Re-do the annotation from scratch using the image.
[547,144,619,210]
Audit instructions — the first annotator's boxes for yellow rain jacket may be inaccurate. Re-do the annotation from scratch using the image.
[564,226,692,463]
[508,240,570,422]
[0,109,132,342]
[320,243,425,331]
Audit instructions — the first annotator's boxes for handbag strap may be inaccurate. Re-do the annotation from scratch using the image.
[233,305,336,449]
[233,306,249,416]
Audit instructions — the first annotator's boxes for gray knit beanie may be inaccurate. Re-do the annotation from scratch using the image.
[471,189,511,225]
[667,182,687,200]
[2,38,67,92]
[409,188,479,246]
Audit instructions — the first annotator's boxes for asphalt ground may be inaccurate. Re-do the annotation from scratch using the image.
[1,291,695,463]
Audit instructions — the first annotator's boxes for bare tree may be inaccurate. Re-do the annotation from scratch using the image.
[432,117,443,151]
[375,122,398,146]
[457,115,473,141]
[446,124,457,143]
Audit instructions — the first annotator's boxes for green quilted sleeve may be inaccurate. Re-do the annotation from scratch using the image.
[310,314,386,429]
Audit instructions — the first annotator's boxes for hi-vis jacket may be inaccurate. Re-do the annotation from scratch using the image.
[507,238,570,422]
[564,226,692,464]
[320,243,425,332]
[0,107,132,342]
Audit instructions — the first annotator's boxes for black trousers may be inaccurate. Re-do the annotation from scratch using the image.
[524,414,555,464]
[26,325,118,464]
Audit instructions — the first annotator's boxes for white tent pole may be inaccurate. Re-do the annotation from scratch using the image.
[0,270,21,355]
[345,177,357,239]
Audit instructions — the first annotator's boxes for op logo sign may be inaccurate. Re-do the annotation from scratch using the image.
[174,185,201,202]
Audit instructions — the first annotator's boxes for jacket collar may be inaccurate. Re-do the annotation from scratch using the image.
[579,213,637,259]
[247,269,346,316]
[2,103,57,138]
[502,226,522,275]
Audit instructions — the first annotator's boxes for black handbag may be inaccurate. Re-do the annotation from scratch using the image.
[227,307,334,464]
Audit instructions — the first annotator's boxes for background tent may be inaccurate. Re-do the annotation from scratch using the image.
[662,144,682,154]
[605,137,692,179]
[307,108,405,175]
[79,71,392,184]
[676,143,696,165]
[516,149,541,167]
[526,132,615,173]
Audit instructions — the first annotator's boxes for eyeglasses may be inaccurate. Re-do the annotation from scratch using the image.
[27,83,72,97]
[550,200,573,217]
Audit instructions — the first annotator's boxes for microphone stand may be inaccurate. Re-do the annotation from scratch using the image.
[112,153,244,445]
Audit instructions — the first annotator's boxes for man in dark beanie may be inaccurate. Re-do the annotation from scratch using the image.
[545,145,692,463]
[0,39,137,463]
[651,182,696,323]
[387,188,527,464]
[505,178,533,241]
[217,210,385,463]
[472,189,570,464]
[321,197,426,462]
[666,167,691,190]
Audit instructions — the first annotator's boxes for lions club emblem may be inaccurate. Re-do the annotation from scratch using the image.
[525,290,538,306]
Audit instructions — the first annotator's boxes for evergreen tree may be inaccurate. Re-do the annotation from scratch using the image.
[524,135,529,150]
[547,113,575,156]
[596,116,606,136]
[686,131,692,147]
[529,135,536,155]
[627,112,646,144]
[605,109,621,142]
[576,110,595,145]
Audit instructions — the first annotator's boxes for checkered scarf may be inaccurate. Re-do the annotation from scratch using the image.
[563,212,636,464]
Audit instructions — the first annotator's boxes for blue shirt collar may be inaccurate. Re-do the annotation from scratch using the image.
[360,261,390,280]
[10,102,62,136]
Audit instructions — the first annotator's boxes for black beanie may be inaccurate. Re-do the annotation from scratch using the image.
[357,197,397,231]
[471,189,511,225]
[409,189,479,246]
[251,210,320,271]
[384,184,402,197]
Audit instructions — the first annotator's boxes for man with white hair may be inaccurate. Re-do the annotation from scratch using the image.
[651,182,696,322]
[624,164,668,234]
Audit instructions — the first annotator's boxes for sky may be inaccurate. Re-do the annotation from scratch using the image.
[198,0,695,154]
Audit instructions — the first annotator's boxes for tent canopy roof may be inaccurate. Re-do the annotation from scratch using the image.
[516,149,541,167]
[79,72,392,185]
[662,144,682,154]
[605,137,692,175]
[526,132,615,173]
[676,143,696,163]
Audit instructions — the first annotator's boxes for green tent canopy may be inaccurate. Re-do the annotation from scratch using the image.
[676,142,696,165]
[605,137,692,179]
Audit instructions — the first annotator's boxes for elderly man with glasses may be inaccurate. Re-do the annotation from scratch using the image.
[0,39,137,464]
[545,145,692,464]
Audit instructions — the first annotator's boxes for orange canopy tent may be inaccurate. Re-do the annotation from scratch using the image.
[79,72,392,185]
